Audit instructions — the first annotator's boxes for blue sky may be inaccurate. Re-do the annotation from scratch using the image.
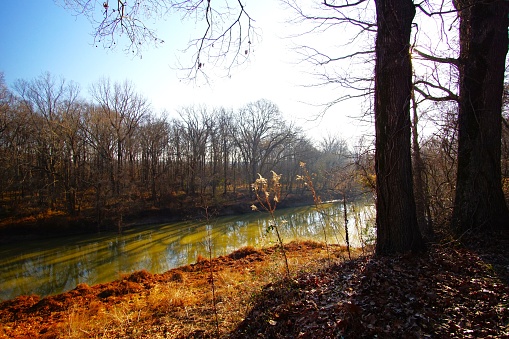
[1,1,195,108]
[0,0,369,142]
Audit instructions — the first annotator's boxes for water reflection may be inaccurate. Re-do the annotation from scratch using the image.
[0,201,374,301]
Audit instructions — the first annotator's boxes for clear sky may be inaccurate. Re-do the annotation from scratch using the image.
[0,0,370,143]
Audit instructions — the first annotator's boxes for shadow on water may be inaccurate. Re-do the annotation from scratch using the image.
[0,200,375,301]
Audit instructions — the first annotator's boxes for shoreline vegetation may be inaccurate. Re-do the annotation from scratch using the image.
[0,190,329,244]
[0,235,508,338]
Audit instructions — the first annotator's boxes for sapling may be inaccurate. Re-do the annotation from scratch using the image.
[342,194,351,260]
[296,162,333,266]
[204,229,220,338]
[201,206,220,338]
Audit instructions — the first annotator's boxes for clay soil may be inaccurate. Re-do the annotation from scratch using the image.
[1,234,508,339]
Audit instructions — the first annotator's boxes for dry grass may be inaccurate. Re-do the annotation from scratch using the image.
[0,241,364,339]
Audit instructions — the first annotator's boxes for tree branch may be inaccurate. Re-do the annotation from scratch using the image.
[323,0,369,9]
[62,0,259,81]
[414,80,459,102]
[415,0,459,17]
[412,47,459,66]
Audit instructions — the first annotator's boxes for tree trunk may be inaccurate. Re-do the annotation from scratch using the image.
[374,0,425,254]
[453,0,509,232]
[411,87,434,241]
[223,140,228,195]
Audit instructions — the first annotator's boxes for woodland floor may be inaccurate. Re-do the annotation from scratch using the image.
[0,233,508,338]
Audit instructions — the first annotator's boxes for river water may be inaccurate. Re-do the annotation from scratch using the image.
[0,201,375,301]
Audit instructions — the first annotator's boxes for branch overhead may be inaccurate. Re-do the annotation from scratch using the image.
[62,0,259,80]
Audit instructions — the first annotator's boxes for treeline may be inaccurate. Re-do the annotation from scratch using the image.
[1,71,508,238]
[0,72,364,230]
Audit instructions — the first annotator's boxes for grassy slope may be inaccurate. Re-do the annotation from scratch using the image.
[0,234,508,339]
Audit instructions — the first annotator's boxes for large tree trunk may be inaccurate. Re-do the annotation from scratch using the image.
[374,0,425,254]
[453,0,509,232]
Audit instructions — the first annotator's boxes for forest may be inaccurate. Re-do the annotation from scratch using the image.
[1,0,509,252]
[1,0,509,337]
[0,73,367,236]
[1,67,509,242]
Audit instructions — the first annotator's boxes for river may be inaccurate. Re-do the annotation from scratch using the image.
[0,200,375,301]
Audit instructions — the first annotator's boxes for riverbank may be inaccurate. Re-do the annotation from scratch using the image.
[0,191,321,244]
[0,241,354,338]
[1,234,508,338]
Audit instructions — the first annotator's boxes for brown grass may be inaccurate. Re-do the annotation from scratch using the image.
[0,241,362,339]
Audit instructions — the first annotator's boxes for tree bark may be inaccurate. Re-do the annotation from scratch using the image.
[453,0,509,232]
[374,0,425,254]
[411,87,434,241]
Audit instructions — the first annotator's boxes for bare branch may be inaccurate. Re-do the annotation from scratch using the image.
[414,80,459,102]
[415,1,459,17]
[284,0,376,34]
[294,44,374,66]
[323,0,369,9]
[412,47,459,66]
[280,0,376,112]
[61,0,260,80]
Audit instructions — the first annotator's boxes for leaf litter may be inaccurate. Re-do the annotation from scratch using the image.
[230,232,509,338]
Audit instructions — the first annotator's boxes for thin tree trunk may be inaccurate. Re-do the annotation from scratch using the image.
[223,142,228,195]
[411,87,434,241]
[374,0,425,254]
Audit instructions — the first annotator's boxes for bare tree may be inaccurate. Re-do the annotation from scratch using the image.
[0,73,10,135]
[62,0,260,80]
[0,74,26,210]
[90,78,150,196]
[14,73,82,211]
[59,100,87,215]
[409,0,509,235]
[138,115,171,201]
[216,108,235,195]
[316,134,351,191]
[271,1,428,253]
[420,103,458,229]
[412,0,509,233]
[82,104,116,227]
[233,99,297,185]
[411,86,434,240]
[178,105,212,195]
[373,0,425,254]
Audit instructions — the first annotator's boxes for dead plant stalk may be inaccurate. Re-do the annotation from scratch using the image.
[251,171,290,277]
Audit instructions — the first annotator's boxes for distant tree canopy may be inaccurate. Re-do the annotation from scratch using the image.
[0,72,364,229]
